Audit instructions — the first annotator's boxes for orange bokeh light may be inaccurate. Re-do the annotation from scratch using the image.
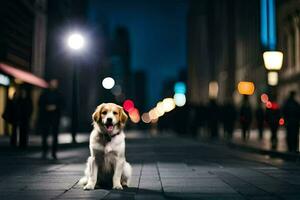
[237,81,255,95]
[129,108,140,123]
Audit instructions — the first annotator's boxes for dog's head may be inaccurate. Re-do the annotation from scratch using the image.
[92,103,128,135]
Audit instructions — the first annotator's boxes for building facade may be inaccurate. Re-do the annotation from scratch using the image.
[277,0,300,103]
[187,0,264,106]
[0,0,48,135]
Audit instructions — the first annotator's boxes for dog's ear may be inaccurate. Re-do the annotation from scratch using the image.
[119,107,128,127]
[92,103,104,122]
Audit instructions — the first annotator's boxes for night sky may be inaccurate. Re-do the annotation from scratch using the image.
[88,0,188,107]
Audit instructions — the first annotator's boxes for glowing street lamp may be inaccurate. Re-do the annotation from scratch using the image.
[263,51,283,71]
[67,33,85,50]
[66,32,86,143]
[263,51,283,87]
[267,71,278,86]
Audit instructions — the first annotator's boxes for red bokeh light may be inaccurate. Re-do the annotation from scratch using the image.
[260,93,269,103]
[271,102,279,110]
[279,118,285,126]
[123,99,135,112]
[266,101,280,110]
[266,101,272,109]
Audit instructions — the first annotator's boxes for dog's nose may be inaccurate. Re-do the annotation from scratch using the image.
[107,118,113,123]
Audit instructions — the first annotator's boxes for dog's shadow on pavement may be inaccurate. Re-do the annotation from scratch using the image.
[75,183,166,197]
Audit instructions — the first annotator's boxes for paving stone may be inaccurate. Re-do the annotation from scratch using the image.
[58,188,109,199]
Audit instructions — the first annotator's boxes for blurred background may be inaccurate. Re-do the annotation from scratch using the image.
[0,0,299,153]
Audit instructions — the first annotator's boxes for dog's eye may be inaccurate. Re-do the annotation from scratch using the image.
[101,111,107,115]
[113,111,118,115]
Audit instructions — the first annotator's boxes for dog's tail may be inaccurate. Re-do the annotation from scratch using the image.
[78,176,88,186]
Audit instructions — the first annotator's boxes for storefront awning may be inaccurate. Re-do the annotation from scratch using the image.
[0,63,48,88]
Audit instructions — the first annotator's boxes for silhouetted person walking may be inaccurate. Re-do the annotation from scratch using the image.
[282,91,300,153]
[18,87,33,149]
[265,102,280,150]
[222,99,236,140]
[255,102,265,140]
[239,96,252,141]
[3,86,32,148]
[207,99,219,139]
[39,79,62,159]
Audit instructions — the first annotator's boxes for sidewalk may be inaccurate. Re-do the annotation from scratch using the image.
[0,132,90,149]
[1,131,300,199]
[229,128,300,161]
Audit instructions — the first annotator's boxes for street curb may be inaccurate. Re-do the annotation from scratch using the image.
[228,142,300,162]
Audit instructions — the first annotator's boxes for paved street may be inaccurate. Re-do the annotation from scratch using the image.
[1,131,300,200]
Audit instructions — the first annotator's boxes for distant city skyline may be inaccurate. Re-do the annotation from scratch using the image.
[88,0,188,108]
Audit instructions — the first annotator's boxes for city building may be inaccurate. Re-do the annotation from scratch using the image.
[111,26,132,102]
[277,0,300,103]
[0,0,48,135]
[187,0,264,106]
[132,70,147,112]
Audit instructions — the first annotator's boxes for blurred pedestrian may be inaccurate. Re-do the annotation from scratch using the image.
[196,103,207,137]
[255,101,265,140]
[282,91,300,153]
[39,79,62,159]
[239,96,252,141]
[207,99,220,139]
[2,86,32,148]
[222,99,236,141]
[265,102,280,150]
[187,103,198,137]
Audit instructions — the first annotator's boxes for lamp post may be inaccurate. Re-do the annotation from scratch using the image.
[67,33,85,143]
[263,51,283,100]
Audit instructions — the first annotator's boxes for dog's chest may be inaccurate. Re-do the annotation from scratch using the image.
[104,143,114,154]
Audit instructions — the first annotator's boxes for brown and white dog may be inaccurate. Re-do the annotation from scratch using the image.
[79,103,132,190]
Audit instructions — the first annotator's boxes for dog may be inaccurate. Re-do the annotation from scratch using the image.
[79,103,132,190]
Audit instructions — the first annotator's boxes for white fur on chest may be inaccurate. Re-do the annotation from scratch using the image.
[89,129,125,157]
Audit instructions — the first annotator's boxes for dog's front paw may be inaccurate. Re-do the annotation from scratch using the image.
[113,184,123,190]
[83,183,95,190]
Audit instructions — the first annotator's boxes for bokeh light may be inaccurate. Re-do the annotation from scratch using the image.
[174,82,186,94]
[149,109,159,120]
[162,98,176,112]
[155,102,165,117]
[266,101,272,109]
[129,108,140,123]
[123,99,135,112]
[260,93,269,103]
[271,102,279,110]
[279,118,285,126]
[173,93,186,107]
[102,77,115,89]
[209,81,219,98]
[141,113,151,123]
[237,81,255,95]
